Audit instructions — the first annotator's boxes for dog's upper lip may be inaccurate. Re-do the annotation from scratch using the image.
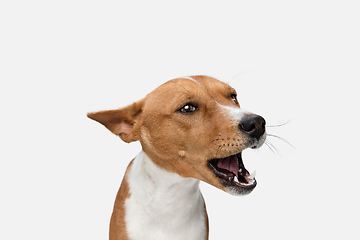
[208,152,256,188]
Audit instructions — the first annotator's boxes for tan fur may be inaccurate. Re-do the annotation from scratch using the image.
[88,75,259,239]
[109,160,133,240]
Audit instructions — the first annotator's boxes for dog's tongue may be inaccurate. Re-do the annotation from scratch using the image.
[217,155,239,177]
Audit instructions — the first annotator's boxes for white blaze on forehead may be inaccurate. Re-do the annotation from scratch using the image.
[182,76,197,82]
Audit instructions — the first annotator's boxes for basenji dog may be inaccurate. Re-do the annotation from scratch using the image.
[87,75,266,240]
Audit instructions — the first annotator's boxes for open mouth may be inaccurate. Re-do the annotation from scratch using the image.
[208,152,256,190]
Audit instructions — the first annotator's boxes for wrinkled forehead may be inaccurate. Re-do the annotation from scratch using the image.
[143,76,237,111]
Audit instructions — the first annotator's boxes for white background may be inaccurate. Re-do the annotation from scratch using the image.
[1,1,359,239]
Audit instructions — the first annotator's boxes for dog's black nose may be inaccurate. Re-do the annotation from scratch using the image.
[239,115,266,140]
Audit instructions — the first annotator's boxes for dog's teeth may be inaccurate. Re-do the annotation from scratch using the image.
[239,168,243,173]
[248,170,256,180]
[234,176,240,183]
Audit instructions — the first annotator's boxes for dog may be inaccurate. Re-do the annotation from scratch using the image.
[87,75,266,240]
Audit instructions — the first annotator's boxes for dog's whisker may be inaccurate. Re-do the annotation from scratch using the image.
[264,141,276,155]
[226,70,254,86]
[267,134,296,150]
[171,82,189,92]
[216,145,224,159]
[207,135,221,147]
[267,119,292,128]
[173,154,182,172]
[265,140,282,157]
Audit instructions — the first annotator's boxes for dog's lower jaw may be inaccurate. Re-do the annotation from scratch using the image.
[123,151,208,240]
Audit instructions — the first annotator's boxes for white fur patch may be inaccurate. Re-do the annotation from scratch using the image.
[125,151,207,240]
[219,104,249,124]
[182,76,197,82]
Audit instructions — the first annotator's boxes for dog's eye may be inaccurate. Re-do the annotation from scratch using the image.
[179,104,197,114]
[231,94,238,104]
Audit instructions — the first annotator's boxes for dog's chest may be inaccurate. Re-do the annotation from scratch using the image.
[124,151,207,240]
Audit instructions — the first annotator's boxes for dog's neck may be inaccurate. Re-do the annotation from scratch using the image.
[124,151,208,240]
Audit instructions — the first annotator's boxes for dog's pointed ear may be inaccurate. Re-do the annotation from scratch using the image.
[87,100,144,143]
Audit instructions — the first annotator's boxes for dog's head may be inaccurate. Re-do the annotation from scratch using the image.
[88,76,266,195]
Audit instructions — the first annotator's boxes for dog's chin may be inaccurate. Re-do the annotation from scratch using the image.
[208,152,257,196]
